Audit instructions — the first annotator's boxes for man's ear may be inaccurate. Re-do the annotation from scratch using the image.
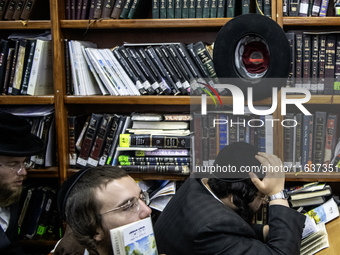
[93,227,105,242]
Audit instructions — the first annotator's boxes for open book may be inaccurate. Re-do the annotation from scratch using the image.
[110,217,158,255]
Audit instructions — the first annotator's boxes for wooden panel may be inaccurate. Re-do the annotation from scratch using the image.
[317,217,340,254]
[283,17,340,26]
[0,21,51,29]
[0,96,54,104]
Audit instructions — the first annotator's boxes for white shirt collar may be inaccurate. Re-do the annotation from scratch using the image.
[201,178,224,205]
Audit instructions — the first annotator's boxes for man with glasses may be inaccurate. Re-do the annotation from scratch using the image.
[54,165,152,255]
[154,142,306,255]
[0,112,45,254]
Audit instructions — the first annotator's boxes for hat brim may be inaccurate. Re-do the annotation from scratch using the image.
[213,14,290,100]
[0,133,45,157]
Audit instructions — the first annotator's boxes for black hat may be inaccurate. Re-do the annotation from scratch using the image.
[212,142,264,181]
[213,14,290,100]
[57,167,92,221]
[0,112,45,157]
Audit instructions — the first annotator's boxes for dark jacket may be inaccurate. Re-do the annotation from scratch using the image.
[154,178,306,255]
[0,203,26,255]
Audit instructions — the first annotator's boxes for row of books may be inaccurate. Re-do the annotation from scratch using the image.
[18,184,62,240]
[152,0,272,19]
[65,0,272,20]
[0,0,49,20]
[65,0,151,20]
[65,40,224,96]
[1,106,56,169]
[283,111,338,171]
[193,112,274,167]
[69,112,191,174]
[283,0,333,17]
[0,35,53,96]
[286,31,340,95]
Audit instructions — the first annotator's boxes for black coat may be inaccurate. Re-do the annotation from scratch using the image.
[154,178,306,255]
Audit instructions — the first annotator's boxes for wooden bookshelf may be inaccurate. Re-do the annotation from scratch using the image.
[0,96,54,104]
[0,20,51,29]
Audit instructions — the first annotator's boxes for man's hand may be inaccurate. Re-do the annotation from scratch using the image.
[249,152,285,196]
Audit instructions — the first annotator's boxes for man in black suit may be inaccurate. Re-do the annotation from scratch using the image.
[154,142,306,255]
[0,112,45,254]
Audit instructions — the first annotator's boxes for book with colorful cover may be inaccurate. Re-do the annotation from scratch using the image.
[110,217,158,255]
[306,198,339,224]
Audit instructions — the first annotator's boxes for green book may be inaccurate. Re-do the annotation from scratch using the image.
[167,0,175,18]
[210,0,217,17]
[188,0,195,18]
[217,0,225,17]
[196,0,203,17]
[120,0,134,19]
[242,0,250,14]
[181,0,189,18]
[152,0,160,18]
[160,0,166,18]
[226,0,234,17]
[174,0,181,18]
[202,0,210,18]
[263,0,271,17]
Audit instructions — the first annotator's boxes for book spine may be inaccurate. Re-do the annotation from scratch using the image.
[118,164,189,174]
[111,0,126,18]
[310,35,319,94]
[196,0,202,17]
[209,0,217,17]
[119,156,191,162]
[12,39,28,94]
[319,0,329,17]
[76,113,103,168]
[312,0,322,16]
[68,116,77,167]
[323,114,337,166]
[106,115,127,165]
[35,115,53,167]
[295,33,303,89]
[120,0,133,18]
[2,48,14,94]
[295,113,303,170]
[226,0,234,17]
[11,0,24,20]
[0,0,10,20]
[4,0,17,20]
[288,0,299,16]
[87,114,114,167]
[152,0,160,18]
[207,113,217,164]
[7,39,20,94]
[76,0,83,19]
[302,34,311,92]
[263,0,271,17]
[324,35,336,95]
[123,134,190,148]
[334,35,340,95]
[20,40,36,95]
[202,0,209,18]
[312,111,327,165]
[80,0,90,19]
[167,0,175,18]
[101,0,114,18]
[241,0,249,14]
[93,0,103,18]
[88,0,96,19]
[182,0,189,18]
[286,32,295,88]
[255,0,262,15]
[299,0,309,16]
[318,35,327,94]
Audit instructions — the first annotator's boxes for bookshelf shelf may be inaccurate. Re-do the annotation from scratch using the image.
[0,20,52,29]
[286,172,340,182]
[0,96,54,105]
[27,167,59,178]
[283,17,340,26]
[60,18,231,29]
[286,95,333,104]
[67,169,188,181]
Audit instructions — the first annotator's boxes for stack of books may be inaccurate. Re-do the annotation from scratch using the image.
[283,0,333,17]
[65,40,228,97]
[0,0,50,20]
[70,112,191,175]
[287,182,333,208]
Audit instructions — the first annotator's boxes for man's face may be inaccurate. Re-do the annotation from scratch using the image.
[249,192,268,214]
[94,175,152,253]
[0,155,27,207]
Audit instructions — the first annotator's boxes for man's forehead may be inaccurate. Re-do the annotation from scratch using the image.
[0,155,26,163]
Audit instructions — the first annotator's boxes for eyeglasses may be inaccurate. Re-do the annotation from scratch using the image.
[100,191,150,216]
[0,162,26,174]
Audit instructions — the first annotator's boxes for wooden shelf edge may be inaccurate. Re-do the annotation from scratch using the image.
[0,20,51,29]
[0,95,54,105]
[68,169,189,181]
[60,18,231,29]
[27,167,59,178]
[286,172,340,182]
[283,17,340,26]
[286,94,333,104]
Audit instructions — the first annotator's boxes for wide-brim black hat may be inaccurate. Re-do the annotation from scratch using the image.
[0,112,45,156]
[213,14,290,100]
[213,142,265,181]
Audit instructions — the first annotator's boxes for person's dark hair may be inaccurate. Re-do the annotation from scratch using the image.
[207,178,258,222]
[63,165,128,255]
